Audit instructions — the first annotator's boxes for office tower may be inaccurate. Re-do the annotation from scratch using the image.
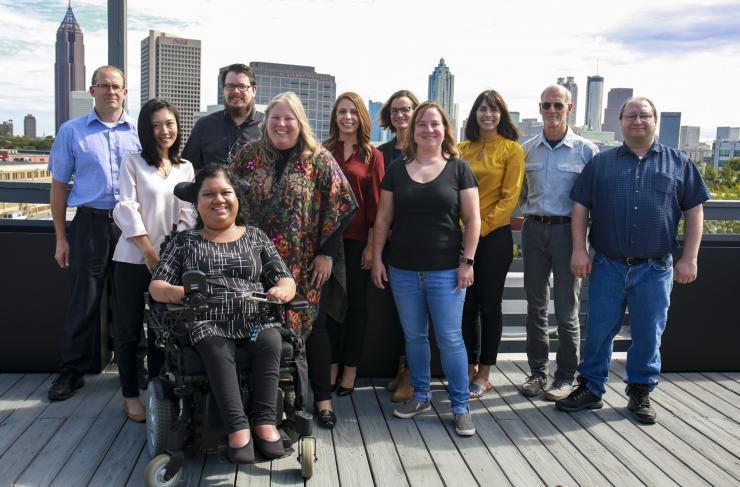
[69,91,93,119]
[54,2,86,133]
[249,62,336,141]
[679,126,701,151]
[217,65,229,106]
[602,88,633,141]
[713,139,740,169]
[141,30,201,143]
[584,75,604,131]
[659,112,681,148]
[0,120,13,136]
[557,76,578,126]
[518,118,543,142]
[368,100,387,143]
[510,111,520,125]
[428,58,455,132]
[107,0,127,75]
[23,115,36,139]
[716,127,740,140]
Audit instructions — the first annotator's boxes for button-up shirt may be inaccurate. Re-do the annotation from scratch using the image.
[182,109,264,170]
[570,142,710,259]
[520,127,598,217]
[49,110,140,210]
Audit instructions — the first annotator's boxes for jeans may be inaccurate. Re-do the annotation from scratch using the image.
[522,219,581,382]
[388,266,469,414]
[577,252,673,397]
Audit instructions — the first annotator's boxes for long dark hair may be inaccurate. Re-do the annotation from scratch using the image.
[464,90,520,142]
[192,164,249,229]
[138,98,183,168]
[324,92,373,163]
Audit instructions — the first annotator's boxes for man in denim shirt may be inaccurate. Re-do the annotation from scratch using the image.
[556,97,709,424]
[519,85,598,400]
[48,66,140,401]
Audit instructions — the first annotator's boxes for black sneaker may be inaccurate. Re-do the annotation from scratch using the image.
[627,383,657,424]
[555,381,603,412]
[48,368,85,401]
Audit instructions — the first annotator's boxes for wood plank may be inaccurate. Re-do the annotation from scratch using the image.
[0,374,55,455]
[124,445,150,487]
[602,369,740,485]
[0,417,63,484]
[411,383,477,486]
[198,452,237,486]
[0,373,23,397]
[235,461,271,487]
[269,447,303,486]
[305,407,340,487]
[720,372,740,383]
[495,361,615,486]
[675,372,740,418]
[0,373,49,424]
[702,372,740,396]
[39,368,118,419]
[331,389,374,486]
[429,379,510,486]
[89,419,147,486]
[352,379,408,486]
[51,389,127,486]
[180,452,206,487]
[371,379,443,487]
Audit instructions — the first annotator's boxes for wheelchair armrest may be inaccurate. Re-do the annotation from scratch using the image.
[286,295,309,310]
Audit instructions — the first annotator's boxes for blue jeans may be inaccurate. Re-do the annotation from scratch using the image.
[388,266,469,414]
[578,253,673,396]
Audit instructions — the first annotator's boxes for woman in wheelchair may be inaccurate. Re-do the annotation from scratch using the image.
[149,164,296,464]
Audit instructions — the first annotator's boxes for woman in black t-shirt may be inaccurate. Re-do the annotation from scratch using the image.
[371,101,481,437]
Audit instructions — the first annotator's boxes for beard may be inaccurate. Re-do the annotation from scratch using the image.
[225,100,253,120]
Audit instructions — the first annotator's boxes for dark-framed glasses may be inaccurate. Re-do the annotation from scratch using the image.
[93,83,124,93]
[224,83,252,92]
[540,102,566,111]
[623,113,654,121]
[391,106,413,115]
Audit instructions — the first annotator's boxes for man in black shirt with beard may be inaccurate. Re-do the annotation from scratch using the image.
[183,64,264,170]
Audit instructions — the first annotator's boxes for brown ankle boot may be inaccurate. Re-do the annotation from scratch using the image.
[387,356,407,392]
[391,367,413,402]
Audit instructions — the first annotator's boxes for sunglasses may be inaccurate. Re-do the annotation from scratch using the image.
[541,102,567,110]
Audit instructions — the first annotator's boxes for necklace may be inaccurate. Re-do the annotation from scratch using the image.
[158,161,172,177]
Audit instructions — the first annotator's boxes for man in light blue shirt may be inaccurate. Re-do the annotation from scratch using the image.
[518,84,598,400]
[47,65,140,401]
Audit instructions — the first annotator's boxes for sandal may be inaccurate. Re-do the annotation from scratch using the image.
[469,382,493,399]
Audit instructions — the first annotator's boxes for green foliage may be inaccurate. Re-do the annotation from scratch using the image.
[0,134,54,152]
[700,158,740,234]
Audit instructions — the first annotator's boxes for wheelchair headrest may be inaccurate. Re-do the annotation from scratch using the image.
[174,181,197,203]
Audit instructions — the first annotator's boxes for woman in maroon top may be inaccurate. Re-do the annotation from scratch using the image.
[323,92,385,395]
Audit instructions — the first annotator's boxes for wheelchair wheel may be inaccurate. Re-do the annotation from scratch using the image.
[299,436,316,479]
[144,453,182,487]
[146,380,177,457]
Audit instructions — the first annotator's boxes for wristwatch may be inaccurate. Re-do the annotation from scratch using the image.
[460,256,475,266]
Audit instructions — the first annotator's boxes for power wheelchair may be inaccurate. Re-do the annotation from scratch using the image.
[142,269,317,486]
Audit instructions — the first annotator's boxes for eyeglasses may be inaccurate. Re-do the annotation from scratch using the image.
[623,113,654,121]
[93,83,124,93]
[540,102,566,111]
[391,107,413,115]
[224,83,252,92]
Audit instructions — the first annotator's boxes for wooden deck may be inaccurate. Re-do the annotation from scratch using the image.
[1,354,740,486]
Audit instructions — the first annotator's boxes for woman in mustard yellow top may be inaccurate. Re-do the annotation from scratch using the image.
[459,89,524,397]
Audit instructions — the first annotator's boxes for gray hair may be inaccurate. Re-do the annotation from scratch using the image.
[540,84,572,104]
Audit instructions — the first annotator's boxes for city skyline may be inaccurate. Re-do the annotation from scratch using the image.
[0,0,738,140]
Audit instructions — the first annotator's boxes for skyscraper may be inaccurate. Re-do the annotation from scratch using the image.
[428,58,455,133]
[368,100,387,143]
[107,0,127,75]
[716,127,740,140]
[249,62,336,141]
[659,112,681,148]
[557,76,578,127]
[54,2,86,134]
[24,114,36,139]
[141,30,201,143]
[602,88,633,141]
[679,126,701,152]
[584,75,604,131]
[217,66,228,106]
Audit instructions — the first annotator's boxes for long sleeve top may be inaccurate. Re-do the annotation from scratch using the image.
[458,134,525,237]
[112,153,196,264]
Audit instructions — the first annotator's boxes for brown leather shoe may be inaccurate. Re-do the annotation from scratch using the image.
[386,356,407,392]
[391,368,413,402]
[123,400,146,423]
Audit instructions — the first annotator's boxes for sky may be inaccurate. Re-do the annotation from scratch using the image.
[0,0,738,141]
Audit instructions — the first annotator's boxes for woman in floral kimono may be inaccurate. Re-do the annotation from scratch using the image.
[231,91,356,429]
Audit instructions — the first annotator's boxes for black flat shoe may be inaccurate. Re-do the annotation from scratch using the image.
[317,409,336,429]
[227,438,255,464]
[253,434,285,459]
[336,385,354,397]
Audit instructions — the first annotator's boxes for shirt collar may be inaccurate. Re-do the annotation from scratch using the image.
[617,140,662,157]
[86,109,134,127]
[535,126,574,149]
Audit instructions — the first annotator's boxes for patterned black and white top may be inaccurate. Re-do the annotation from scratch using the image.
[152,227,293,344]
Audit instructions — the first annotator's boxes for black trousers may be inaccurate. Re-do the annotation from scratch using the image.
[462,225,514,366]
[61,209,120,373]
[307,289,332,402]
[328,239,369,367]
[194,328,282,433]
[112,262,163,397]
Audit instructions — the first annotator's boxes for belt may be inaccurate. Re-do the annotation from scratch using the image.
[623,257,649,265]
[528,215,571,224]
[77,206,113,217]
